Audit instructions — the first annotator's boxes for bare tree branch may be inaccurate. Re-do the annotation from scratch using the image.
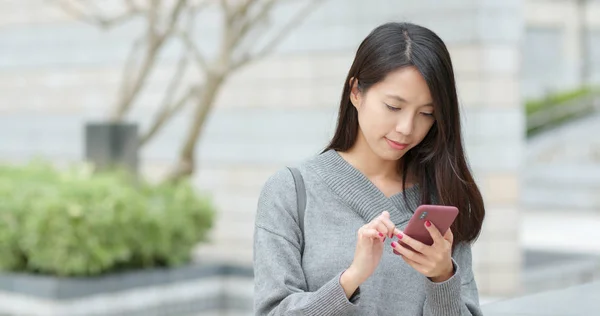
[163,0,327,180]
[57,0,86,17]
[140,86,198,145]
[148,0,161,38]
[162,53,191,110]
[189,0,211,12]
[230,0,324,71]
[230,0,259,22]
[177,0,212,75]
[164,0,188,35]
[124,0,140,11]
[57,0,140,29]
[227,0,276,53]
[112,0,189,120]
[180,31,209,72]
[139,43,194,145]
[137,7,201,145]
[219,0,230,15]
[115,37,144,110]
[112,41,163,120]
[167,74,223,181]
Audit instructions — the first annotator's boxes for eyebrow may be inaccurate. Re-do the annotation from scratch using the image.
[385,94,434,107]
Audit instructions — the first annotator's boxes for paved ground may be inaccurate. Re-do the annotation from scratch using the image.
[482,280,600,316]
[480,208,600,305]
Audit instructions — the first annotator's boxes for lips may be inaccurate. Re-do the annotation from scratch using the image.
[385,138,408,150]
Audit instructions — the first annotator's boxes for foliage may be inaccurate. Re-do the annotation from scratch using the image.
[526,86,600,137]
[526,86,597,115]
[0,162,215,276]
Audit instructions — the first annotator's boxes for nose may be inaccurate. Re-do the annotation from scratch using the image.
[395,111,415,136]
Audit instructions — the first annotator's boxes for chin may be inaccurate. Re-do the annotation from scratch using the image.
[376,146,406,161]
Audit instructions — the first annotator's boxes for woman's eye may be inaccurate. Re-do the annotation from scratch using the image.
[421,112,434,117]
[386,104,400,111]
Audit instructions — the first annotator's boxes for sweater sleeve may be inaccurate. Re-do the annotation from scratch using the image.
[422,241,483,316]
[253,168,360,315]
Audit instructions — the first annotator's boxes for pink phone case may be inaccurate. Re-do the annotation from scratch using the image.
[399,204,458,251]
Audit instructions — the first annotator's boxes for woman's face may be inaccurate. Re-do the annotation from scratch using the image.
[350,66,436,161]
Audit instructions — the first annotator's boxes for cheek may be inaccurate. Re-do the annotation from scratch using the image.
[414,119,435,142]
[358,102,391,134]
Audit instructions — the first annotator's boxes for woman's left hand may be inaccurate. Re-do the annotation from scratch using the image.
[391,221,455,283]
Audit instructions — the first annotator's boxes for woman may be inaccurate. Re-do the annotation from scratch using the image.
[253,22,485,316]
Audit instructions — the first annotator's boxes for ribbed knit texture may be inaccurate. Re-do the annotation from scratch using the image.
[310,148,421,225]
[253,149,483,315]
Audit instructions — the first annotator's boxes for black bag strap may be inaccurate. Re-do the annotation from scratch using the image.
[287,167,306,256]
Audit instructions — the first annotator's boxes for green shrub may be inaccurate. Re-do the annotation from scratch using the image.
[525,86,595,115]
[525,86,600,137]
[0,162,215,276]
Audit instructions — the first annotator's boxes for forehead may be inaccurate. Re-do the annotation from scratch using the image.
[372,66,432,103]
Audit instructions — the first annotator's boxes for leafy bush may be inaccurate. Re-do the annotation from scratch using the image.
[525,86,595,115]
[526,86,600,136]
[0,162,215,277]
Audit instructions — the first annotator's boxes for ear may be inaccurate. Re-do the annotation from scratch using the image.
[349,77,362,109]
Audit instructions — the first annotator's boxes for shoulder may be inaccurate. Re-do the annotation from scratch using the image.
[261,150,324,191]
[257,150,327,211]
[255,167,299,229]
[261,167,295,193]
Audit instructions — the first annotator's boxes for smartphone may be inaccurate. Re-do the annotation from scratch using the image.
[398,204,458,252]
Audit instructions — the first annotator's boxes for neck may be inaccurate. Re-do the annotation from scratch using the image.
[339,132,402,181]
[311,149,421,224]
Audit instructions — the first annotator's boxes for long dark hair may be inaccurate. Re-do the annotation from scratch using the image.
[324,22,485,245]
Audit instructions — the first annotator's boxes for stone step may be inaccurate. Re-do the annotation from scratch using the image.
[522,250,600,295]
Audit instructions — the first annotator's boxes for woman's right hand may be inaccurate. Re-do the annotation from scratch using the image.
[340,211,398,298]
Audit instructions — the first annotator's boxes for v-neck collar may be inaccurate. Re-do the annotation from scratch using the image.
[309,149,421,225]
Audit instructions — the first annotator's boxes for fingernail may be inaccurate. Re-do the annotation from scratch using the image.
[425,220,431,227]
[383,237,386,242]
[391,241,398,248]
[379,232,384,237]
[397,233,403,239]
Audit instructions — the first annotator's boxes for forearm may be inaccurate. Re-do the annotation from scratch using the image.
[339,266,364,299]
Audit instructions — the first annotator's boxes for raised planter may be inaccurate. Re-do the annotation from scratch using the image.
[522,250,600,295]
[84,122,139,174]
[0,262,253,316]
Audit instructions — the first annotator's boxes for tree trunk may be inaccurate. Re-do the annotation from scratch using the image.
[167,73,224,181]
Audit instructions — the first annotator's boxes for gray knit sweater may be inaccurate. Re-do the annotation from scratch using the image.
[253,149,483,315]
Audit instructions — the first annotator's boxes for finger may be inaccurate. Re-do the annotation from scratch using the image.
[379,214,396,238]
[361,228,385,242]
[444,228,454,244]
[400,254,428,274]
[395,231,433,256]
[390,240,427,264]
[375,222,390,238]
[393,227,403,237]
[424,220,444,245]
[368,218,390,238]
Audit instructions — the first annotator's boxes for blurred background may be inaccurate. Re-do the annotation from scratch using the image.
[0,0,599,315]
